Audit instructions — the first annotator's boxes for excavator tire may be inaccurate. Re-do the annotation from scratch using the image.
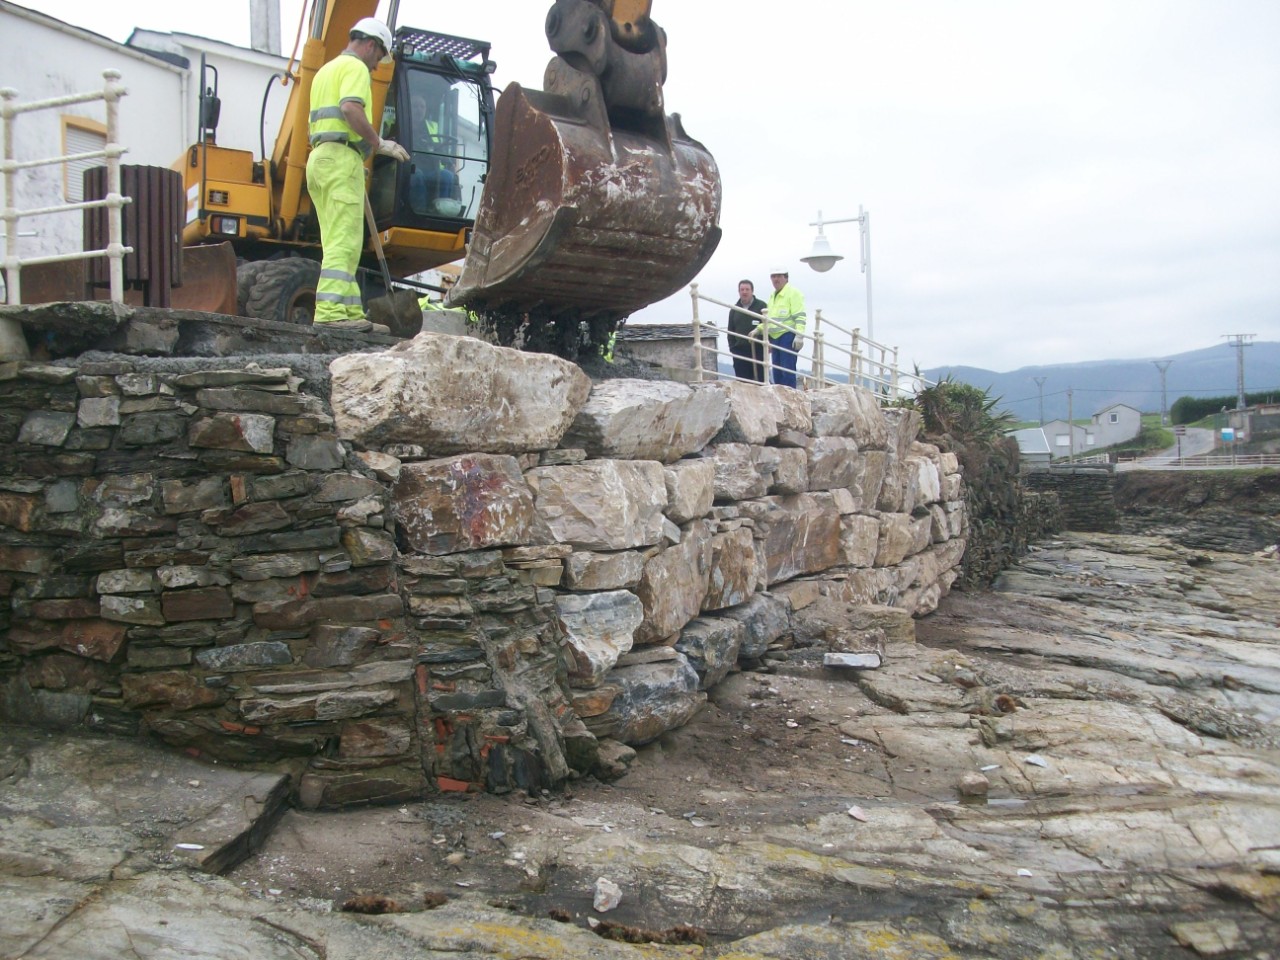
[241,259,321,325]
[235,261,267,317]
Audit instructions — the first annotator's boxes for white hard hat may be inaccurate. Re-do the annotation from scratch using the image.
[769,266,789,276]
[351,17,393,61]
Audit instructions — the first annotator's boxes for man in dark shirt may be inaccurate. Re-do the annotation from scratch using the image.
[728,279,767,382]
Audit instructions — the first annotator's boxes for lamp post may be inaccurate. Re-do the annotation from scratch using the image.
[800,206,873,343]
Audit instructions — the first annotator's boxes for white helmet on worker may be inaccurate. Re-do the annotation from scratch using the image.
[769,266,789,277]
[351,17,393,62]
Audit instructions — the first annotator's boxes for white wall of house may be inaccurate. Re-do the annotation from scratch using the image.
[1090,403,1142,448]
[127,30,289,161]
[1042,419,1094,459]
[0,2,287,292]
[0,2,186,270]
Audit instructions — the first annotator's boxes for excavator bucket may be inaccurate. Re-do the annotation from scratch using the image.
[450,82,721,320]
[169,243,239,315]
[451,0,721,337]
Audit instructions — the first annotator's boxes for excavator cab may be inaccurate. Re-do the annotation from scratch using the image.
[367,28,495,279]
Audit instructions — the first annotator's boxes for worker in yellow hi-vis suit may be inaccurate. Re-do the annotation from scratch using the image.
[306,17,410,331]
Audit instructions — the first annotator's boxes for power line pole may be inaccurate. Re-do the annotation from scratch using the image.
[1066,386,1074,460]
[1223,334,1254,409]
[1152,360,1173,426]
[1033,376,1047,425]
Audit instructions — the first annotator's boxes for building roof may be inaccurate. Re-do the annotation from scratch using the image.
[618,323,716,343]
[126,28,287,70]
[1010,428,1051,455]
[1092,402,1141,417]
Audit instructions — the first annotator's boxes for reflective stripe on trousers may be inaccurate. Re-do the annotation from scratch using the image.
[305,141,365,322]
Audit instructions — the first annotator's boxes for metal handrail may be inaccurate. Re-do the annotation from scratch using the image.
[688,283,933,403]
[1115,453,1280,470]
[1,70,132,359]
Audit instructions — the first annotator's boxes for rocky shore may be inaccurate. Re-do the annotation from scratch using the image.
[3,530,1277,959]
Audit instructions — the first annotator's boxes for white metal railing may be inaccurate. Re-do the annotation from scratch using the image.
[688,283,933,403]
[1115,453,1280,471]
[1,70,132,355]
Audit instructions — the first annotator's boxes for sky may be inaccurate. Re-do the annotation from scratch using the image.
[27,0,1280,373]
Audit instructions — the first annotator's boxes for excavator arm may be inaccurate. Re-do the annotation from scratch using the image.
[610,0,654,39]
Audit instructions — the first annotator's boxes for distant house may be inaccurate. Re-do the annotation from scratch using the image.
[1010,428,1052,470]
[1041,419,1094,459]
[1227,402,1280,443]
[1091,403,1142,448]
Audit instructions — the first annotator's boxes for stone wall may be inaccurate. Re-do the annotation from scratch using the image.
[0,333,967,807]
[1023,466,1118,533]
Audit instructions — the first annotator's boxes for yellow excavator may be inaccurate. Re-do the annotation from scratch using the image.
[177,0,721,356]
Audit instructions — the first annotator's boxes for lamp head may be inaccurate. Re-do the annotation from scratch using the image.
[801,231,844,273]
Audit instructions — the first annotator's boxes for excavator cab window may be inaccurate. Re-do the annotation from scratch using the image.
[370,49,493,230]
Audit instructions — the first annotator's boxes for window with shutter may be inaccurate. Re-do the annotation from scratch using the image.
[62,116,108,203]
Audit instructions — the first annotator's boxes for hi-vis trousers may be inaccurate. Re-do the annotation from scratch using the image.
[305,141,365,322]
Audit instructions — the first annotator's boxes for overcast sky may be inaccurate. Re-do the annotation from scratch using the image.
[30,0,1280,372]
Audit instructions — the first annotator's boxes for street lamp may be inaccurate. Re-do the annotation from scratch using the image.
[801,206,873,343]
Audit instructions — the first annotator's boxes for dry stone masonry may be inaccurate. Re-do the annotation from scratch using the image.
[0,333,967,807]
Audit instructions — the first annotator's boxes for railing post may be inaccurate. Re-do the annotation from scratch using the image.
[814,312,824,394]
[0,86,30,358]
[2,88,17,304]
[890,346,900,399]
[762,311,773,385]
[690,282,703,382]
[813,330,825,387]
[850,328,861,388]
[103,70,126,305]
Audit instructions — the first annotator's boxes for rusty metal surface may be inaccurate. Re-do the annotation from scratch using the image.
[452,0,720,331]
[83,165,184,307]
[18,261,88,305]
[451,80,721,320]
[18,244,236,316]
[171,244,238,315]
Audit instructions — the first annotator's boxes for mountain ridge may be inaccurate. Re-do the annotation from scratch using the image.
[923,341,1280,423]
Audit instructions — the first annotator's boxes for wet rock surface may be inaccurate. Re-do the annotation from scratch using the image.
[2,532,1277,958]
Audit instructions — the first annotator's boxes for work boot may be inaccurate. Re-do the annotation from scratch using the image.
[313,319,372,333]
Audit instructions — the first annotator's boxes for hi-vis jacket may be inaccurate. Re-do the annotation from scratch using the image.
[763,284,807,340]
[309,53,374,156]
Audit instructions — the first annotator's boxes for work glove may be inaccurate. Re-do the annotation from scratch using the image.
[376,140,410,162]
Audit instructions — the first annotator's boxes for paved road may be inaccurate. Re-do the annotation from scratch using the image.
[1170,426,1217,457]
[1115,426,1218,471]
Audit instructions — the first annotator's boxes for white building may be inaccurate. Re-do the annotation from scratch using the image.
[1090,402,1142,448]
[0,0,286,281]
[1010,427,1052,470]
[1042,419,1094,459]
